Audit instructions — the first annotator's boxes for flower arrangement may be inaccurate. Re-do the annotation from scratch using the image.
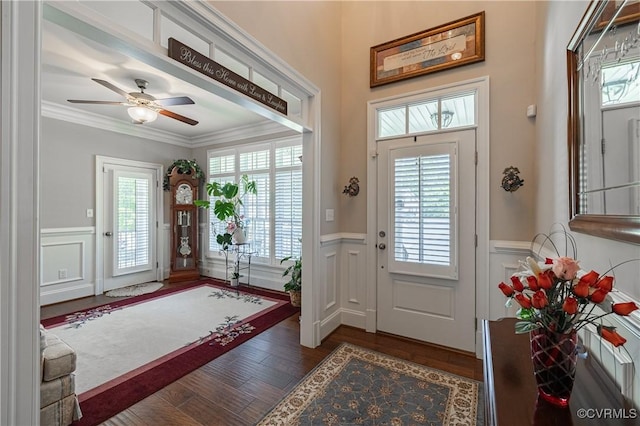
[195,174,257,249]
[498,230,638,348]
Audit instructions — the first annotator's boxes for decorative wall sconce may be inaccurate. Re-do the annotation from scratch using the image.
[343,177,360,197]
[501,166,524,192]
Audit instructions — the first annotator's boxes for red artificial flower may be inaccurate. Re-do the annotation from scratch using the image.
[531,290,548,309]
[579,270,600,287]
[515,293,532,309]
[599,326,627,347]
[498,282,514,297]
[538,271,553,290]
[545,258,554,264]
[613,302,638,316]
[563,297,578,315]
[590,289,608,304]
[573,280,589,298]
[526,276,539,291]
[596,276,614,293]
[510,276,525,292]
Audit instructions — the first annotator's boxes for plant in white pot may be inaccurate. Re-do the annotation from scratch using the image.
[280,255,301,307]
[230,271,242,287]
[195,174,257,250]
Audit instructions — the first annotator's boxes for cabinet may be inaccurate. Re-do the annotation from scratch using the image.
[168,168,201,283]
[482,318,635,425]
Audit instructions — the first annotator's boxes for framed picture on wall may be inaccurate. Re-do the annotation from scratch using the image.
[370,12,485,88]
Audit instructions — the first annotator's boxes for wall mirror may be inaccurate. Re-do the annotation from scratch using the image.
[567,0,640,244]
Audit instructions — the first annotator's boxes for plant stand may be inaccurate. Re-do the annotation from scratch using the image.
[222,242,255,293]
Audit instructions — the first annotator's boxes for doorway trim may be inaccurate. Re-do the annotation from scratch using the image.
[95,156,164,295]
[366,76,490,357]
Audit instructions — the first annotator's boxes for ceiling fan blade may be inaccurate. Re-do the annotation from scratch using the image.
[158,109,198,126]
[155,96,195,106]
[91,78,130,98]
[67,100,129,105]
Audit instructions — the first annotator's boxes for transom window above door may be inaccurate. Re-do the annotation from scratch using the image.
[377,92,477,139]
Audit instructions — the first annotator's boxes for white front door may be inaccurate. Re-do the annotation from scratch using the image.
[102,161,159,291]
[376,130,476,352]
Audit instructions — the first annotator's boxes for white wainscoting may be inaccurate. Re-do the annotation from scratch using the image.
[488,240,531,321]
[319,233,367,340]
[40,227,95,305]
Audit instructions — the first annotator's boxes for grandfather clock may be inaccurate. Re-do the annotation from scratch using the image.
[168,168,201,283]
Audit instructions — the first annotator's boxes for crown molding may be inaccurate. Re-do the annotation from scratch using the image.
[41,101,192,147]
[42,101,293,148]
[189,120,295,148]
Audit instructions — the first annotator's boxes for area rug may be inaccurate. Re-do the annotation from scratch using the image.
[257,343,483,426]
[41,279,298,426]
[104,281,163,297]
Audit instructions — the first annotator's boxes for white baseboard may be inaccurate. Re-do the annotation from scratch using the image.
[341,308,366,329]
[320,308,342,340]
[40,282,94,306]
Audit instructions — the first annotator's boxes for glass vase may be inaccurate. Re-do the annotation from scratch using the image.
[529,327,577,408]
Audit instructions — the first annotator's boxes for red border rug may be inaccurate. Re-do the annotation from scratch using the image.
[41,279,299,426]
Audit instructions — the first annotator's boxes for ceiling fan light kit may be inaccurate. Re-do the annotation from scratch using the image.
[128,106,158,123]
[67,78,198,126]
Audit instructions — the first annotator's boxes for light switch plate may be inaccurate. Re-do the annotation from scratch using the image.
[325,209,334,222]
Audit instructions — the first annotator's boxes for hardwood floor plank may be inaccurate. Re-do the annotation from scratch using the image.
[126,393,203,426]
[174,394,248,426]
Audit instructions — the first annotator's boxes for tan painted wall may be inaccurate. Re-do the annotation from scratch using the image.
[211,1,343,236]
[340,1,537,239]
[212,1,538,240]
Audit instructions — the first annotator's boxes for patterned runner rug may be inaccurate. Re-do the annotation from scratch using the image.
[258,343,483,425]
[103,281,163,297]
[41,279,298,426]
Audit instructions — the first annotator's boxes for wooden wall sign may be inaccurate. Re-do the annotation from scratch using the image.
[370,12,485,87]
[168,37,288,115]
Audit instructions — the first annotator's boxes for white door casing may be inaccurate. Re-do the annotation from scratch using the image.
[376,131,476,352]
[96,156,163,293]
[366,76,490,357]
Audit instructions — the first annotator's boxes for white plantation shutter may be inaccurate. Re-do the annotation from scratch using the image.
[390,142,458,279]
[243,172,270,258]
[115,173,151,273]
[207,138,302,264]
[207,151,236,252]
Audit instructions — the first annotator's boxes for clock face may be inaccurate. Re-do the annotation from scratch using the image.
[175,184,193,204]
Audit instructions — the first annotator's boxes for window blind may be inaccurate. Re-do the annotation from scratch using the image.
[207,139,302,264]
[116,176,150,269]
[394,154,451,266]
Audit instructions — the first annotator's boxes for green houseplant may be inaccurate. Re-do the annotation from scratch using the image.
[280,255,301,307]
[195,174,257,250]
[163,159,204,191]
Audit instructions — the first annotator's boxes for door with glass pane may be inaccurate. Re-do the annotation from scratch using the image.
[103,164,158,291]
[376,130,476,352]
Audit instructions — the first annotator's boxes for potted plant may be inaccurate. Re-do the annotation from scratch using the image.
[163,159,204,191]
[195,174,257,250]
[230,271,242,287]
[280,255,301,307]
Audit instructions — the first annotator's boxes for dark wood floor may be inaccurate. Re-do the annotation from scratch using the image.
[41,281,483,426]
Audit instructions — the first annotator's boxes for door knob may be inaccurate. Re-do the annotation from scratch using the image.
[378,243,386,250]
[104,231,113,237]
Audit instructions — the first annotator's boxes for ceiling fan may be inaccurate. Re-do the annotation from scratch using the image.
[67,78,199,126]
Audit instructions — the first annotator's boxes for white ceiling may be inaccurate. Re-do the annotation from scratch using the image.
[41,19,281,145]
